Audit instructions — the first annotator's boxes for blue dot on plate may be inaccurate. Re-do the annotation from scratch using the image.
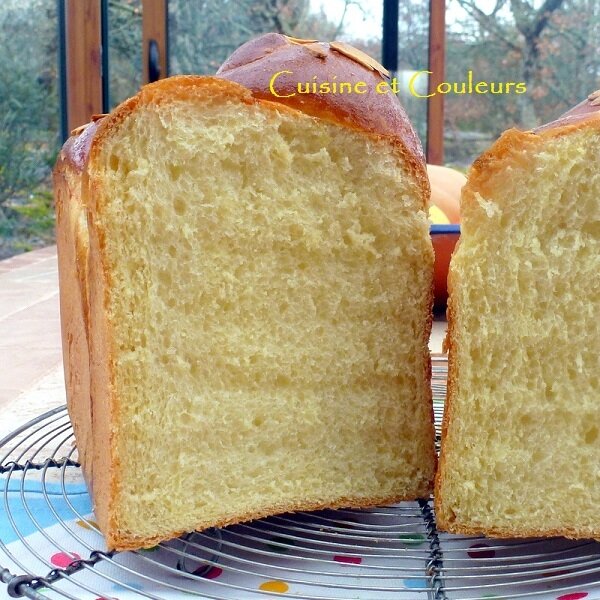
[403,577,428,589]
[112,582,144,592]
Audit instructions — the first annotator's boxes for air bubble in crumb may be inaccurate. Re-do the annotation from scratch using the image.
[584,426,598,445]
[174,197,186,216]
[474,192,501,218]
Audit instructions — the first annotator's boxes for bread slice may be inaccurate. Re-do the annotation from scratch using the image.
[436,95,600,538]
[54,74,435,551]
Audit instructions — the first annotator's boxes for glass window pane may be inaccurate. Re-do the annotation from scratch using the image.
[0,0,60,258]
[167,1,381,74]
[108,0,142,109]
[168,1,290,75]
[396,2,430,155]
[445,4,519,167]
[445,2,600,167]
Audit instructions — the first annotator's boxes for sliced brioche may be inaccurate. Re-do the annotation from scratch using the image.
[436,94,600,538]
[55,61,435,551]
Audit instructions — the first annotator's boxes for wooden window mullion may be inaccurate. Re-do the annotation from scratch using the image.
[427,0,446,165]
[142,0,168,84]
[65,0,103,132]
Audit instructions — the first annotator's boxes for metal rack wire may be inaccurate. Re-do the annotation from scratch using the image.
[1,356,599,599]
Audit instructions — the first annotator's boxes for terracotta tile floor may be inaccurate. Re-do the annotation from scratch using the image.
[0,246,447,439]
[0,247,62,404]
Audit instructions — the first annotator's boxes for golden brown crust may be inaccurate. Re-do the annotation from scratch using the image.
[434,519,600,540]
[53,151,94,481]
[433,258,459,530]
[111,489,433,551]
[84,89,148,544]
[58,74,434,551]
[422,279,437,493]
[217,33,429,202]
[435,101,600,539]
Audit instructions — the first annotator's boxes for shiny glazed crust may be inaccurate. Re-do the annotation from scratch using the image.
[53,121,99,498]
[435,104,600,539]
[54,74,433,551]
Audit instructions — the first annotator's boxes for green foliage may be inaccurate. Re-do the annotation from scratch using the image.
[12,191,55,237]
[0,0,59,258]
[0,190,56,259]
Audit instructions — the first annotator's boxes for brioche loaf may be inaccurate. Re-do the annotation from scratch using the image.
[54,35,436,551]
[435,92,600,538]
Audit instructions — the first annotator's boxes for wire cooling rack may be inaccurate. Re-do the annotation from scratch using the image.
[2,356,600,600]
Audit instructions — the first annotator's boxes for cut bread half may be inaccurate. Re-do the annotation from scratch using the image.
[436,107,600,538]
[55,76,436,551]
